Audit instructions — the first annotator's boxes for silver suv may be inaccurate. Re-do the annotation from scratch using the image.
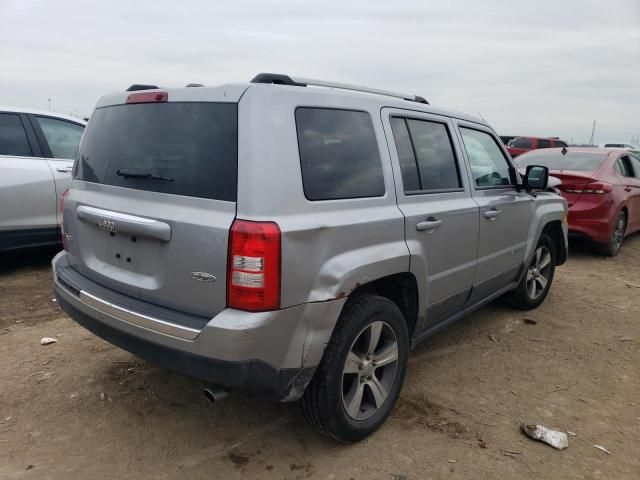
[52,74,568,442]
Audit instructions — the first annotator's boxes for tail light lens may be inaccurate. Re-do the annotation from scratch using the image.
[227,220,281,312]
[560,182,612,194]
[60,188,70,250]
[582,182,613,194]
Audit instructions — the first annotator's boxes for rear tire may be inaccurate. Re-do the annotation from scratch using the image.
[301,294,409,442]
[505,232,556,310]
[597,211,626,257]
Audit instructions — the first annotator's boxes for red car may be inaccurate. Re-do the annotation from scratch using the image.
[507,136,568,158]
[517,148,640,256]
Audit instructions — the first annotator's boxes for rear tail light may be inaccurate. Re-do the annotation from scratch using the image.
[126,91,168,104]
[560,182,612,194]
[582,182,613,194]
[227,220,281,312]
[60,188,70,250]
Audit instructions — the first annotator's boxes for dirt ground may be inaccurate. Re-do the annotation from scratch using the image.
[1,236,639,480]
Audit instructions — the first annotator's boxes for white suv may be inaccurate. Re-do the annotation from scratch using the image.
[0,106,86,251]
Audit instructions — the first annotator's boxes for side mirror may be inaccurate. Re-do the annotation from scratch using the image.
[524,165,549,190]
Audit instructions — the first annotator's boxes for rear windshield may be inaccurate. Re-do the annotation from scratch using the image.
[516,151,607,171]
[76,102,237,201]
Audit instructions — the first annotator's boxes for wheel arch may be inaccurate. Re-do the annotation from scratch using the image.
[542,220,567,265]
[346,272,420,339]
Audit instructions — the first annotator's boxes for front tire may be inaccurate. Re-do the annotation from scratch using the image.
[506,232,556,310]
[301,294,409,442]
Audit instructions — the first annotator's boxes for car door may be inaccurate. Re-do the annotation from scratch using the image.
[621,155,640,231]
[454,122,534,306]
[0,112,58,249]
[29,115,85,226]
[382,109,479,332]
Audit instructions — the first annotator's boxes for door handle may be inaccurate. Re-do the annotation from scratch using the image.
[56,166,73,173]
[624,186,632,192]
[483,208,502,220]
[416,217,442,232]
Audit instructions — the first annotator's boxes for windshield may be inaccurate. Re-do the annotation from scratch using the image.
[516,150,608,171]
[76,102,238,201]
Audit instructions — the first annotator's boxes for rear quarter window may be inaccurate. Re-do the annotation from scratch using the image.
[512,138,532,149]
[295,108,385,200]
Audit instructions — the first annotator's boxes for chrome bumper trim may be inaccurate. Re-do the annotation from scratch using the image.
[55,278,200,341]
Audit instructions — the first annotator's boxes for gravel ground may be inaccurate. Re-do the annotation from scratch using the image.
[1,236,639,479]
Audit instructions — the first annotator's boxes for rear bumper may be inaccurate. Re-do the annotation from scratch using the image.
[567,197,617,244]
[52,252,346,401]
[568,214,614,244]
[568,222,611,243]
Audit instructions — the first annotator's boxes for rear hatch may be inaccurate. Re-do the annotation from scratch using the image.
[63,95,239,319]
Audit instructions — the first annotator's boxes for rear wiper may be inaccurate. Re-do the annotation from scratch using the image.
[116,169,173,182]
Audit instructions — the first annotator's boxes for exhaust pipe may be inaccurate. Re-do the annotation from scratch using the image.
[203,385,229,404]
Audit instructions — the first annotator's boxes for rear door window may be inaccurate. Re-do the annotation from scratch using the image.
[295,108,385,200]
[630,155,640,178]
[616,157,634,177]
[0,113,32,157]
[389,116,461,193]
[459,127,513,188]
[537,139,551,148]
[35,116,84,159]
[407,119,461,191]
[389,117,420,191]
[76,102,238,201]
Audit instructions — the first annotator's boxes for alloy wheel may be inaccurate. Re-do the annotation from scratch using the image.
[341,321,398,421]
[526,246,552,300]
[612,214,626,254]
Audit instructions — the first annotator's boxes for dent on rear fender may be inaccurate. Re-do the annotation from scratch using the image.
[307,242,410,302]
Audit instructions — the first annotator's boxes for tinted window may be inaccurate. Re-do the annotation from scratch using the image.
[390,117,420,191]
[0,113,31,157]
[296,108,384,200]
[537,139,551,148]
[616,157,633,177]
[76,102,237,201]
[512,137,532,148]
[517,151,607,172]
[460,128,512,188]
[630,156,640,178]
[406,119,460,191]
[554,140,567,148]
[36,116,84,159]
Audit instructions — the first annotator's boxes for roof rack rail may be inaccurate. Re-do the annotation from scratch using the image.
[250,73,428,104]
[126,84,159,92]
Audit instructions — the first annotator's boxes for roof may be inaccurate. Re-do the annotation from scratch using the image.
[0,105,87,125]
[97,81,487,127]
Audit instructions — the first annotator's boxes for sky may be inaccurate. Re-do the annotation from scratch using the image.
[1,0,638,144]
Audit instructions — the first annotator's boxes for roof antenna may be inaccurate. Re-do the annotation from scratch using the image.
[561,146,568,155]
